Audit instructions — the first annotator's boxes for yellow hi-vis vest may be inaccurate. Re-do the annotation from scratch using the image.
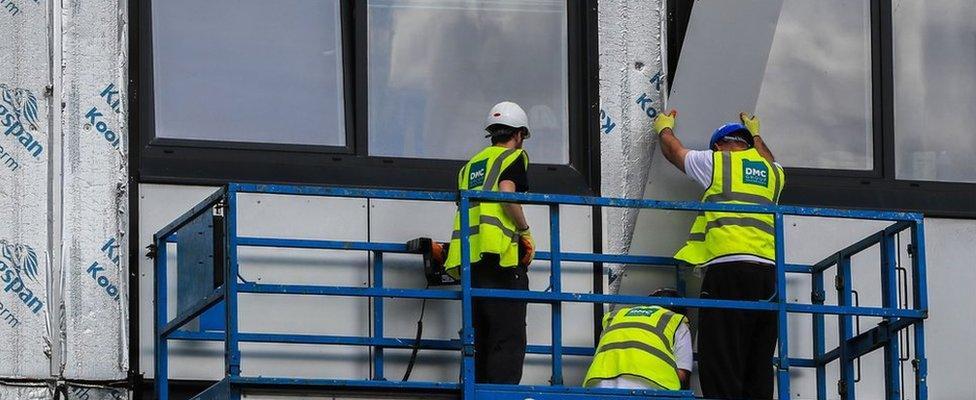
[445,146,529,274]
[583,306,687,390]
[674,148,785,266]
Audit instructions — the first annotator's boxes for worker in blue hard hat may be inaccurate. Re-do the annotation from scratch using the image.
[653,110,785,400]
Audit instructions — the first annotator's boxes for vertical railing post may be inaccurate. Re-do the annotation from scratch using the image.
[812,267,827,400]
[224,185,242,399]
[774,213,790,399]
[911,220,928,400]
[459,192,476,399]
[837,254,856,400]
[154,235,169,400]
[549,204,563,386]
[372,252,385,380]
[880,230,901,400]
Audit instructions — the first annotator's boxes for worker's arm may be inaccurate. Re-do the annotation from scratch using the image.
[753,135,776,163]
[673,322,694,390]
[655,110,690,172]
[498,180,529,231]
[677,369,691,390]
[740,112,775,163]
[659,128,691,173]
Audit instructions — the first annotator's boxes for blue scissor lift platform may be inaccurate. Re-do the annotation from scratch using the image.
[154,183,929,400]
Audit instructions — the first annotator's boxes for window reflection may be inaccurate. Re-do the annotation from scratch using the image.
[367,0,569,164]
[152,0,346,146]
[756,0,873,170]
[894,0,976,183]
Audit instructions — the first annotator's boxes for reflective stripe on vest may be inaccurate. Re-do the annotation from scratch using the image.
[583,306,686,390]
[674,149,785,266]
[445,146,528,270]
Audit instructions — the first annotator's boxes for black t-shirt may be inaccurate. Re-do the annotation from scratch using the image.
[498,158,529,192]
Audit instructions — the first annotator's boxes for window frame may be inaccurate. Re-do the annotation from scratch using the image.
[667,0,976,217]
[133,0,601,195]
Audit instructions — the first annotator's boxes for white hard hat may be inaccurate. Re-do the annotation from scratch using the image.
[484,101,530,137]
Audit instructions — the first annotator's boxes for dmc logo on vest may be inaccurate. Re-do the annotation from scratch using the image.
[742,159,769,187]
[468,159,488,189]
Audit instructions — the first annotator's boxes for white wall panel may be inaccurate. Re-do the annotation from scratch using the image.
[139,184,371,380]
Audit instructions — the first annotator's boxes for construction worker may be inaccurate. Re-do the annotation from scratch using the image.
[445,101,536,384]
[583,288,692,391]
[654,110,785,399]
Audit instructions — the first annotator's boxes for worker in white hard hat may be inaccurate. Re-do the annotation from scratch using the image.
[445,101,536,384]
[654,110,785,399]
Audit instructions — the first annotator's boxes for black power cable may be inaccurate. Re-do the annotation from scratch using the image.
[402,284,430,382]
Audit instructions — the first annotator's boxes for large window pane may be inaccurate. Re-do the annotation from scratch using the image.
[756,0,873,170]
[894,0,976,183]
[152,0,345,146]
[368,0,569,164]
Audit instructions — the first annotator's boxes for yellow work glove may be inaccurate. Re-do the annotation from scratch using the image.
[518,229,535,267]
[654,109,678,135]
[740,112,760,137]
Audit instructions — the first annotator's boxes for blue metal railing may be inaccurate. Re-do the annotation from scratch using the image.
[153,182,928,400]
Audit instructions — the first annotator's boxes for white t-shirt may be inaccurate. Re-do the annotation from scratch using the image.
[683,150,781,267]
[589,322,693,389]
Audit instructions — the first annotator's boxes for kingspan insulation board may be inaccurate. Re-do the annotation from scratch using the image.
[0,0,55,380]
[63,384,129,400]
[59,0,128,381]
[597,0,666,296]
[0,385,49,399]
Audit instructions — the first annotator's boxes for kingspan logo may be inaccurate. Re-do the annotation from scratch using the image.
[0,84,43,160]
[0,239,43,315]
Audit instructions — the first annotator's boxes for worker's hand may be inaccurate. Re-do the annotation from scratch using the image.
[431,241,446,266]
[739,112,760,137]
[654,109,678,135]
[518,230,535,267]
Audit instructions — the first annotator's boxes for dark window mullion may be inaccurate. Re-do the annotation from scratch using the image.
[877,0,896,180]
[352,0,369,158]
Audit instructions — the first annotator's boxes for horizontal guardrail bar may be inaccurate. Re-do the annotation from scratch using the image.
[154,187,226,240]
[462,190,923,222]
[469,289,925,319]
[239,282,923,319]
[233,239,810,272]
[168,330,595,356]
[238,283,461,300]
[159,288,224,339]
[237,237,409,253]
[476,384,694,399]
[226,183,922,222]
[229,376,462,391]
[231,183,458,202]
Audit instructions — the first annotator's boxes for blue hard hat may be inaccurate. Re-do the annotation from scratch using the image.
[709,123,752,150]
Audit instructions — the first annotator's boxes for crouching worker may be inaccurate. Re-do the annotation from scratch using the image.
[583,288,693,391]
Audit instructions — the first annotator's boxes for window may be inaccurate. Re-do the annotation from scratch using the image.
[135,1,597,194]
[893,0,976,183]
[151,0,346,147]
[366,0,569,164]
[756,0,873,170]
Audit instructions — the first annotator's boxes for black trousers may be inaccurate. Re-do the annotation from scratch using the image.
[471,255,529,384]
[698,261,778,400]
